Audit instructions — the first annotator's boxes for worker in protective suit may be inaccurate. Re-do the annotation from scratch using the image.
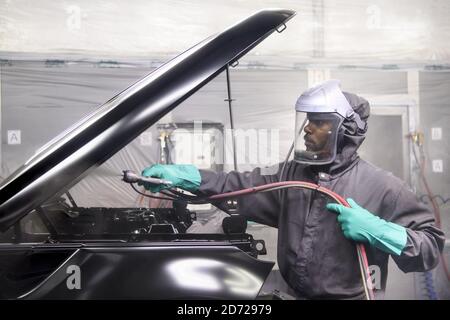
[140,80,445,299]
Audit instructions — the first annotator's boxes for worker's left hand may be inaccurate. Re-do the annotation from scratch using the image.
[326,198,407,256]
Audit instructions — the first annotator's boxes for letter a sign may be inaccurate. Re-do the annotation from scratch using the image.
[7,130,21,145]
[66,265,81,290]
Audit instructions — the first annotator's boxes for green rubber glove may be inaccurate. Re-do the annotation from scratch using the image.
[139,164,201,193]
[326,198,407,256]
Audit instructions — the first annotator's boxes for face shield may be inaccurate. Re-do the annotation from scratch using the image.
[293,80,365,165]
[294,112,343,165]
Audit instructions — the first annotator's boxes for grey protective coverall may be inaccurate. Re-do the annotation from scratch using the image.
[196,93,445,299]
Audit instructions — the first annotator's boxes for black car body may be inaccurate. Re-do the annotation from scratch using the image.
[0,9,296,299]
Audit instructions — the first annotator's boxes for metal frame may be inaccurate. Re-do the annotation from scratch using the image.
[369,104,413,185]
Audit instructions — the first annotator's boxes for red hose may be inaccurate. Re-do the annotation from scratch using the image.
[203,180,375,300]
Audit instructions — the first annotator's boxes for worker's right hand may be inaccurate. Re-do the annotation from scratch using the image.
[139,164,201,193]
[326,198,407,256]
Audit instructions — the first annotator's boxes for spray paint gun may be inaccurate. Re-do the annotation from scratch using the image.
[122,170,173,186]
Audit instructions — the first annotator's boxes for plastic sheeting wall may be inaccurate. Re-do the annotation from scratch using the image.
[0,62,308,207]
[1,0,449,300]
[2,0,450,61]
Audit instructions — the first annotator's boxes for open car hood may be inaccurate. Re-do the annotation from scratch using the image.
[0,9,296,231]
